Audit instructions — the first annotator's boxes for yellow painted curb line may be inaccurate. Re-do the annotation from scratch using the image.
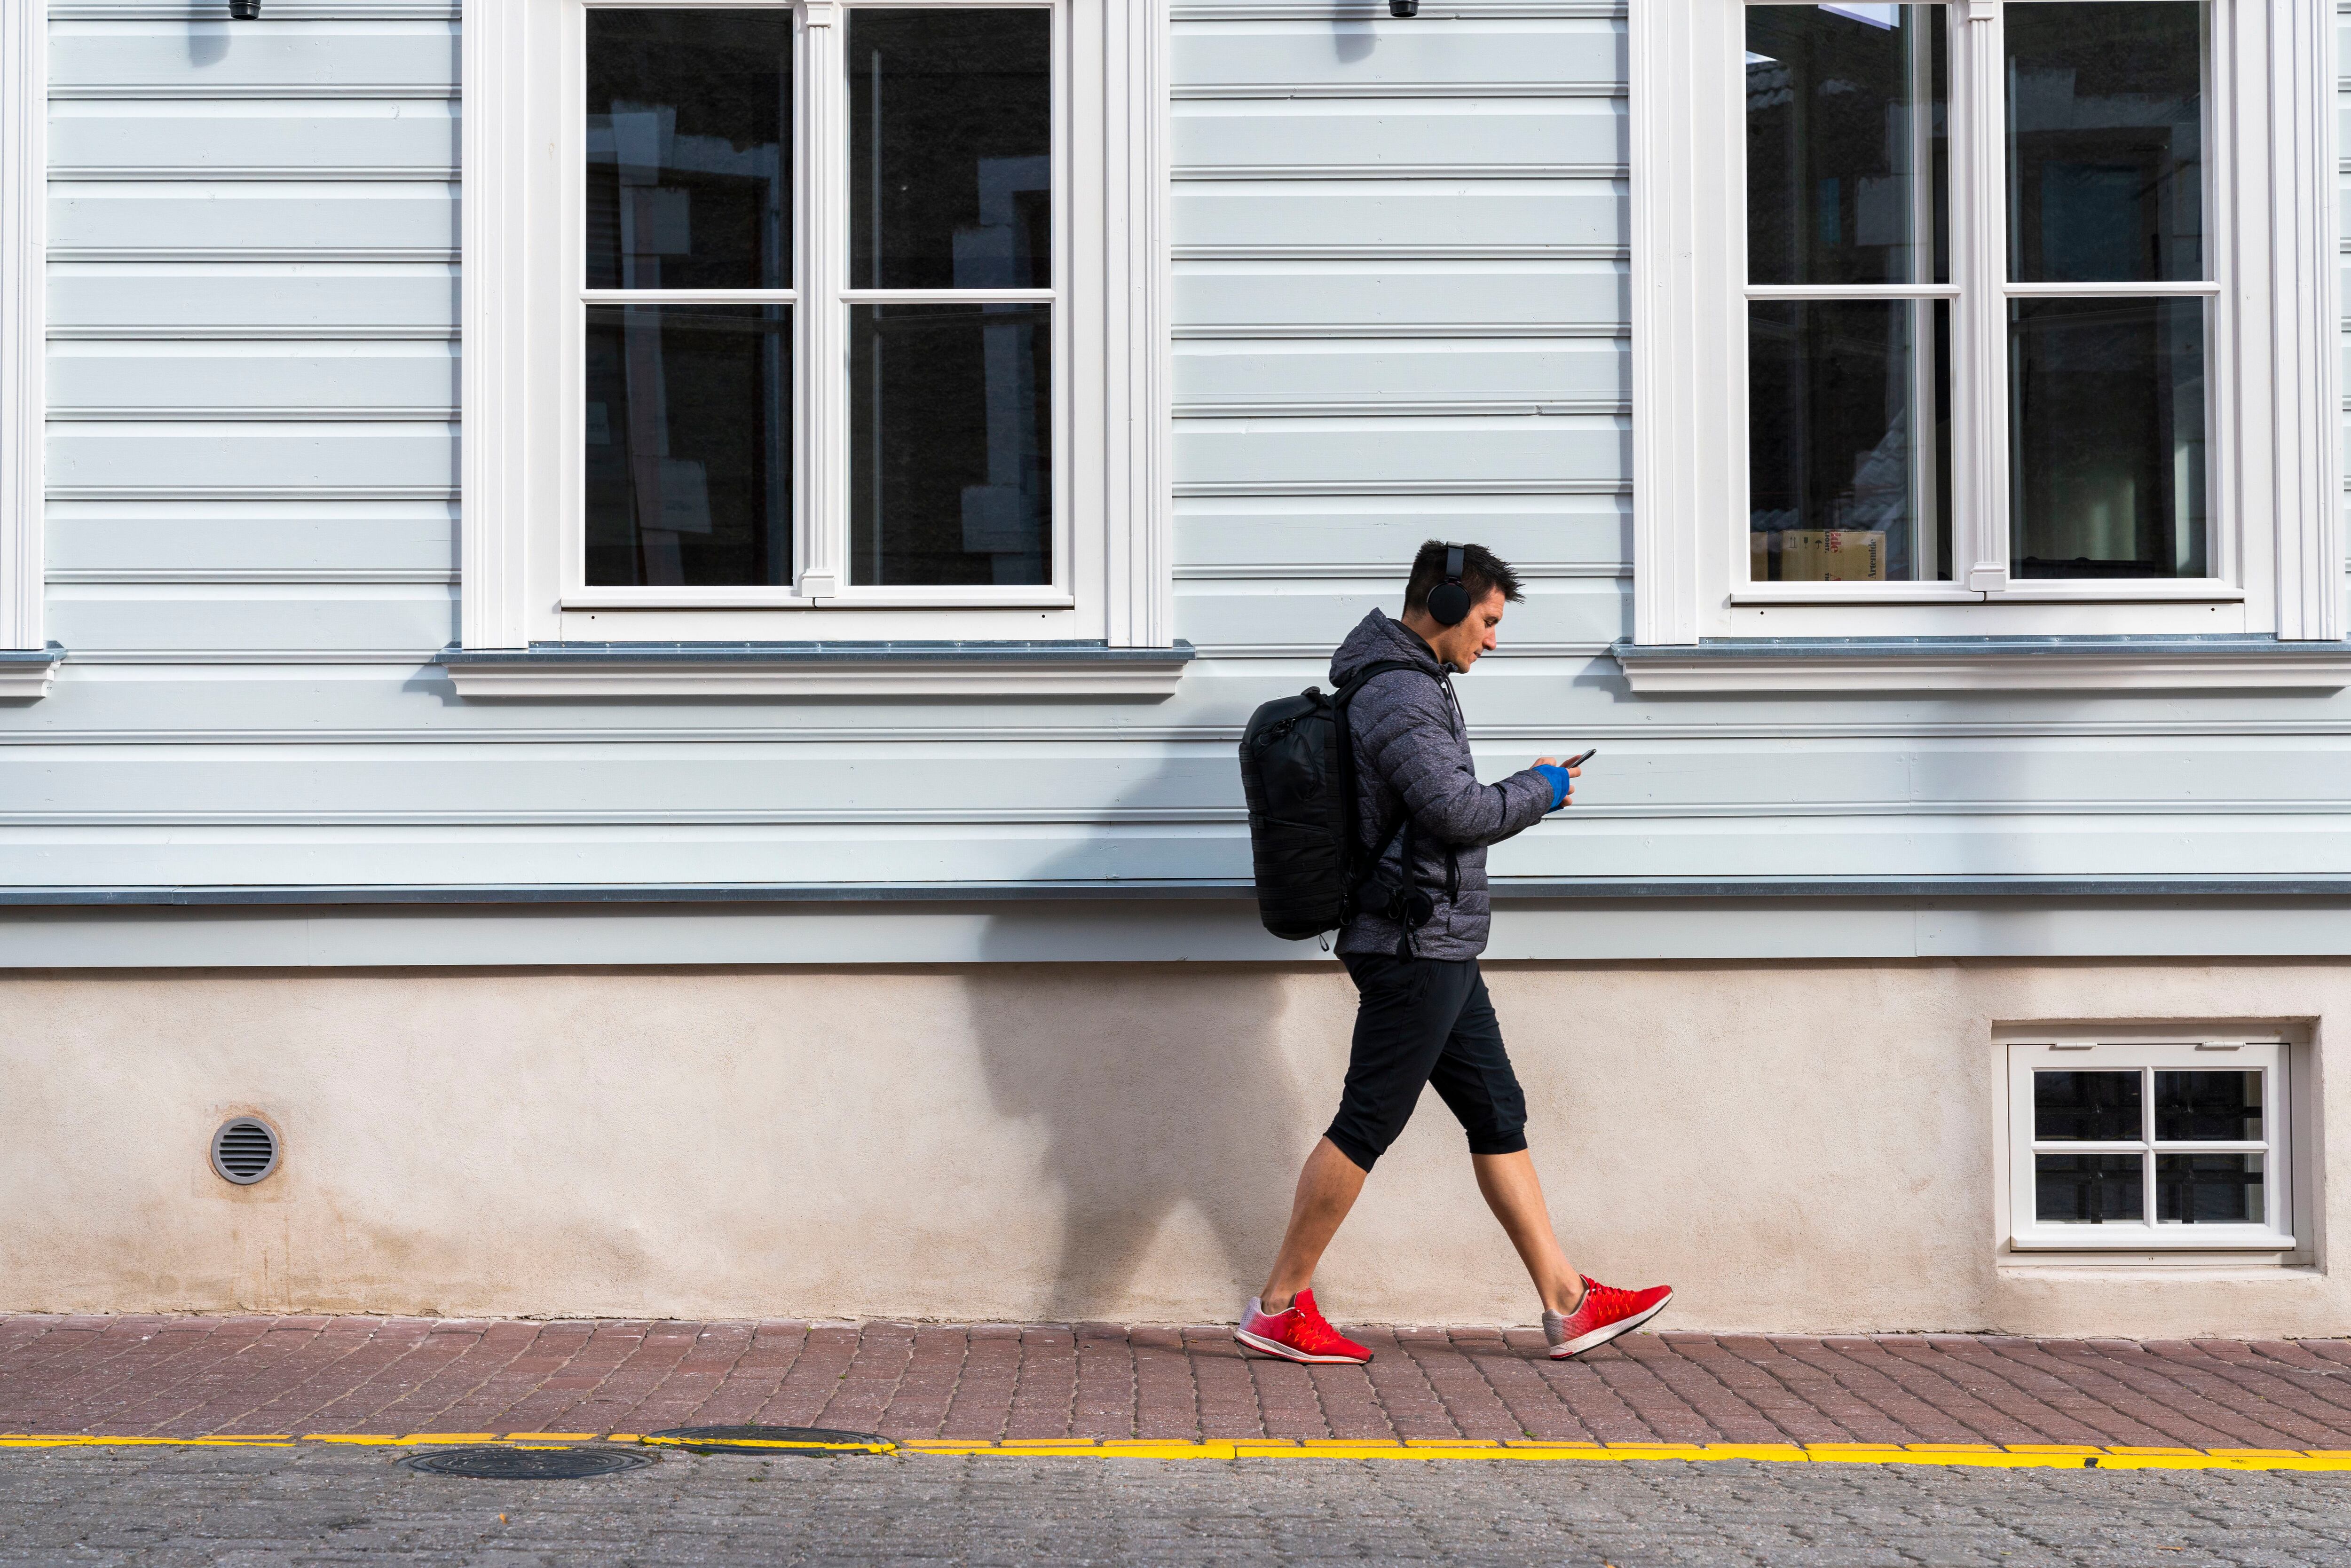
[3,1434,2351,1470]
[895,1439,2351,1470]
[0,1435,297,1450]
[639,1434,897,1456]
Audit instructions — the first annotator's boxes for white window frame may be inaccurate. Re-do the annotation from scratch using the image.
[459,0,1172,674]
[1627,0,2340,659]
[0,0,56,700]
[2004,1036,2295,1253]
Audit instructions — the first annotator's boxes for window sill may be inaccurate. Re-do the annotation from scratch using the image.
[0,644,63,701]
[2007,1230,2296,1254]
[1729,584,1988,607]
[1613,636,2351,694]
[1998,1251,2311,1272]
[1728,582,2247,606]
[435,640,1195,700]
[557,588,1079,611]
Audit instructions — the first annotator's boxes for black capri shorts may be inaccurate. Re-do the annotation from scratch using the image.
[1324,953,1529,1172]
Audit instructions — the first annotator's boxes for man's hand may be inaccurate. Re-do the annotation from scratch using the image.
[1531,757,1581,811]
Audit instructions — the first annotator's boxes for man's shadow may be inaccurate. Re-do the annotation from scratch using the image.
[966,749,1331,1322]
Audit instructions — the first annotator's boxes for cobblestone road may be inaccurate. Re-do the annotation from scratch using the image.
[7,1444,2351,1566]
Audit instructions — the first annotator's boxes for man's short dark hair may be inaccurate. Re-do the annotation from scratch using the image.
[1403,540,1523,617]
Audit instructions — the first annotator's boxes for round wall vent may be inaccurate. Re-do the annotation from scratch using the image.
[211,1117,280,1185]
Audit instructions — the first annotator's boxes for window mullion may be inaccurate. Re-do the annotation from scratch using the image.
[797,0,846,602]
[1907,15,1941,578]
[1954,0,2009,594]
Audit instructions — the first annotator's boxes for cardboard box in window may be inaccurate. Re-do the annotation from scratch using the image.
[1780,529,1885,582]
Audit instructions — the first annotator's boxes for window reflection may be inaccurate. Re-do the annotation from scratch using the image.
[2035,1154,2144,1223]
[2156,1153,2264,1225]
[850,303,1051,587]
[1749,299,1951,581]
[2006,2,2204,284]
[585,305,792,587]
[1746,4,1947,286]
[2154,1070,2262,1142]
[585,10,793,290]
[849,9,1052,291]
[2034,1070,2142,1141]
[2010,298,2206,579]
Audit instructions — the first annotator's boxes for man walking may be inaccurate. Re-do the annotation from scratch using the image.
[1235,541,1673,1365]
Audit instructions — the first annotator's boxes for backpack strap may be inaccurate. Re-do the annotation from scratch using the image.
[1332,658,1432,708]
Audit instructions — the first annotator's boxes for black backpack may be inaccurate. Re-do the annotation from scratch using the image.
[1238,660,1439,941]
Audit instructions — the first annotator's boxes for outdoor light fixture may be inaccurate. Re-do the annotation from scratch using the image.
[229,0,260,17]
[1389,0,1419,13]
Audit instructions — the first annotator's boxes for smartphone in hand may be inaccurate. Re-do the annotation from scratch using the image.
[1564,748,1598,768]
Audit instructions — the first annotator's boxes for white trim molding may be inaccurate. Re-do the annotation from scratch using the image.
[0,0,44,667]
[2001,1035,2298,1255]
[435,639,1195,698]
[458,0,535,652]
[1625,0,1726,649]
[1627,0,2342,649]
[1613,636,2351,694]
[0,645,62,701]
[1101,0,1176,652]
[459,0,1174,662]
[2261,0,2343,640]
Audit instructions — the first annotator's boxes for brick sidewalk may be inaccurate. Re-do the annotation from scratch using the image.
[8,1316,2351,1453]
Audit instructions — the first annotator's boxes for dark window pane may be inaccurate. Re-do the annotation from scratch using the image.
[2035,1153,2145,1224]
[850,303,1050,586]
[849,10,1051,290]
[2035,1070,2142,1141]
[2006,2,2203,283]
[585,304,791,587]
[2154,1070,2263,1142]
[2009,298,2206,580]
[1746,4,1947,285]
[2156,1153,2264,1225]
[586,10,792,290]
[1749,299,1951,582]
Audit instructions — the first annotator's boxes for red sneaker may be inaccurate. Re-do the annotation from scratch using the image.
[1542,1276,1673,1359]
[1235,1289,1373,1364]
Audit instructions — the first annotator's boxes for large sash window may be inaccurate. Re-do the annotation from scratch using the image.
[1627,0,2339,669]
[579,6,1059,602]
[455,0,1174,688]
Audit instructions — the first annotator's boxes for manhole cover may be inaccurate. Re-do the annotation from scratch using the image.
[401,1446,655,1479]
[643,1425,892,1456]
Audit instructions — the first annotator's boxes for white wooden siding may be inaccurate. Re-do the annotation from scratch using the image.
[11,0,2351,949]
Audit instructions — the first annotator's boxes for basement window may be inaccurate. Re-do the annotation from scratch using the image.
[2005,1037,2293,1252]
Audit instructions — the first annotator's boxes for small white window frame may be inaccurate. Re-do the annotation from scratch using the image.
[2004,1036,2295,1252]
[1628,0,2340,652]
[0,0,57,700]
[459,0,1172,664]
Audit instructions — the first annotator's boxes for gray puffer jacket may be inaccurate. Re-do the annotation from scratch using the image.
[1332,609,1554,961]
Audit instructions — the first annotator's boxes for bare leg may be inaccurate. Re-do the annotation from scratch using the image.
[1258,1137,1369,1311]
[1472,1150,1585,1315]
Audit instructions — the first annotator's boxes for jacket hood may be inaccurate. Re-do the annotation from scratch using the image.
[1329,608,1441,689]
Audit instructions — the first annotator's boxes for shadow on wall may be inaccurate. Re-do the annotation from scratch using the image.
[966,756,1318,1321]
[188,17,230,66]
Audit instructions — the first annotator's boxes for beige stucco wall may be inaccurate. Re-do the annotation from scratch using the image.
[4,959,2343,1335]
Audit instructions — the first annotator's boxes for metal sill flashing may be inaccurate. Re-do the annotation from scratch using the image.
[1613,635,2351,694]
[435,640,1196,699]
[0,643,64,701]
[15,876,2351,908]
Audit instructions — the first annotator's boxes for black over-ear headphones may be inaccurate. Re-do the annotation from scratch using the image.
[1425,544,1471,627]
